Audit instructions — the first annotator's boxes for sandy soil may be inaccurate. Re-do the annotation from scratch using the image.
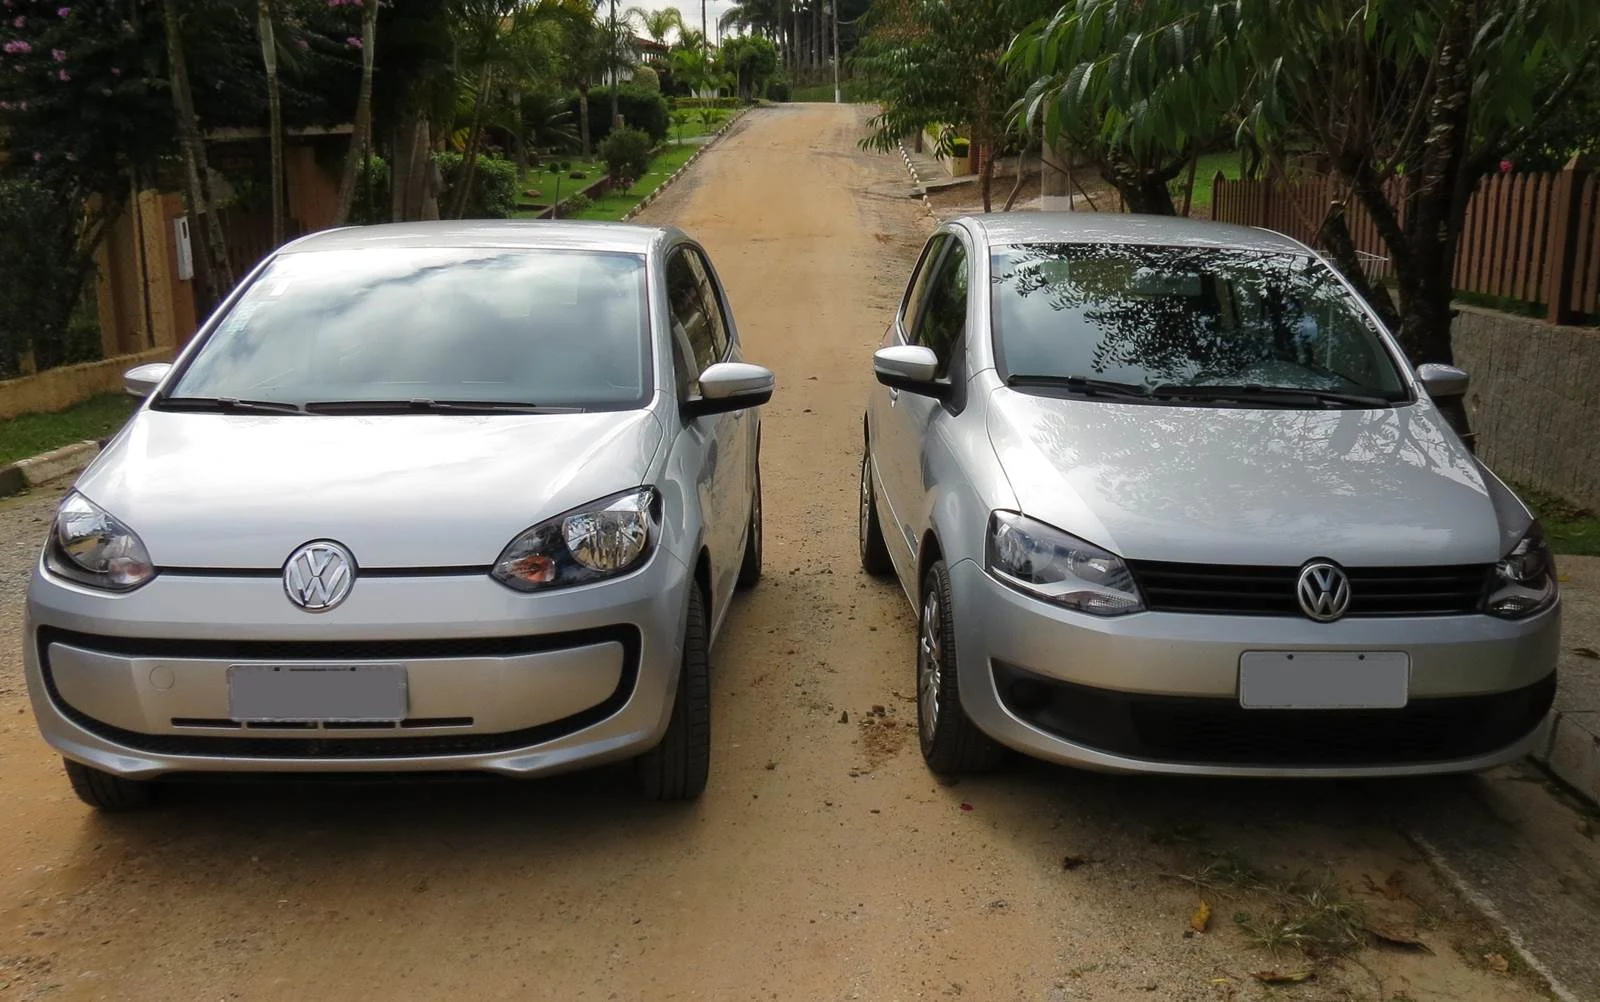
[0,104,1564,1002]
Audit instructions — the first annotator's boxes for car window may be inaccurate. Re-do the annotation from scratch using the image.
[898,235,947,339]
[166,247,651,409]
[989,242,1409,401]
[913,240,969,376]
[666,248,719,384]
[684,249,731,360]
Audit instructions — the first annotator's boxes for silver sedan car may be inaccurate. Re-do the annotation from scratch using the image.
[25,221,772,808]
[860,214,1560,778]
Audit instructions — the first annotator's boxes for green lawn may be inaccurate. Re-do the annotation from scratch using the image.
[0,393,137,466]
[571,140,706,221]
[1174,151,1244,214]
[1512,483,1600,557]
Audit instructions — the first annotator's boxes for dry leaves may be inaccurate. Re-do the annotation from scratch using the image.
[1365,924,1432,953]
[1190,899,1212,934]
[1572,646,1600,660]
[1251,970,1314,985]
[1484,953,1511,973]
[1060,854,1089,871]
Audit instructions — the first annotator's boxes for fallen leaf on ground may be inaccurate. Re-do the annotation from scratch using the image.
[1365,924,1432,952]
[1572,647,1600,660]
[1484,953,1510,973]
[1190,899,1211,934]
[1251,970,1313,985]
[1061,854,1089,871]
[959,802,974,812]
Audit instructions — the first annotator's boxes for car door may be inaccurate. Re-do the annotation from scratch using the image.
[665,244,748,624]
[870,234,948,576]
[877,234,971,590]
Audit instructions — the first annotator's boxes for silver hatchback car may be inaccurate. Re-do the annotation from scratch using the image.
[860,214,1559,778]
[25,221,772,808]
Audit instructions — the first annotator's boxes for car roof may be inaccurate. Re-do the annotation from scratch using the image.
[276,220,679,256]
[963,212,1313,255]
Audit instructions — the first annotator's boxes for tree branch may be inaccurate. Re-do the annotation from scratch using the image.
[1477,39,1600,171]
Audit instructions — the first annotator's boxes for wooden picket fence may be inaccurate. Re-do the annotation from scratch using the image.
[1210,158,1600,325]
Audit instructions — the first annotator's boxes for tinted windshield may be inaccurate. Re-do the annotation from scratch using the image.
[167,247,651,410]
[990,243,1408,402]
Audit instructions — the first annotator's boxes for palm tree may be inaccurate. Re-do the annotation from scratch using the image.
[332,0,380,227]
[630,5,683,44]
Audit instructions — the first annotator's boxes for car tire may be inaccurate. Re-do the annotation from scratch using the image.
[859,447,893,577]
[63,758,154,811]
[918,561,1005,775]
[637,585,712,801]
[736,467,762,590]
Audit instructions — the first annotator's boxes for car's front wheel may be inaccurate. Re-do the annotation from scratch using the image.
[637,584,712,801]
[63,759,154,811]
[859,447,893,577]
[917,561,1004,775]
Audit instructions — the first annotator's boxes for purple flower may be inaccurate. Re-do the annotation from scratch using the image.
[345,35,362,48]
[52,48,67,62]
[11,15,23,27]
[57,68,69,80]
[110,66,120,76]
[3,39,30,54]
[58,6,72,17]
[32,151,41,162]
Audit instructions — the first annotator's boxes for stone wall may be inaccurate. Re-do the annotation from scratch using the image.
[1453,305,1600,510]
[0,348,172,421]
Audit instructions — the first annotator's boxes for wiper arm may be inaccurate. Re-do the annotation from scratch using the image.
[155,396,304,414]
[1005,374,1152,399]
[303,399,581,415]
[1149,384,1396,408]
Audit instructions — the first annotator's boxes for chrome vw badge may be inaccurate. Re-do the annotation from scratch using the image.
[1296,562,1351,623]
[283,541,357,612]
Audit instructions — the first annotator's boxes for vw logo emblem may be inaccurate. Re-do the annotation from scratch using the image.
[283,541,357,612]
[1296,561,1351,623]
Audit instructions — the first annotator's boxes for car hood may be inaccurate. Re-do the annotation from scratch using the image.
[986,389,1522,567]
[76,409,664,569]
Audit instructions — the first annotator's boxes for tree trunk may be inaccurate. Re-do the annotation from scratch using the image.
[162,0,233,293]
[332,0,379,227]
[978,143,995,212]
[449,65,493,219]
[578,85,593,159]
[256,0,284,246]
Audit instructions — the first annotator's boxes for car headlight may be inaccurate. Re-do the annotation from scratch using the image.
[46,492,156,591]
[1484,523,1558,619]
[985,511,1144,616]
[491,487,659,592]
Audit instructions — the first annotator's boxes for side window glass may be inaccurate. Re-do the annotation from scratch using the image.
[666,250,717,397]
[914,241,969,374]
[898,235,947,339]
[686,251,731,360]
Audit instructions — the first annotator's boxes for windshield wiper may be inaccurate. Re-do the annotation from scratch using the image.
[1148,384,1398,408]
[155,396,304,414]
[1005,374,1152,399]
[302,399,582,415]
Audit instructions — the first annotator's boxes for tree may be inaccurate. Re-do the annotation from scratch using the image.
[256,0,286,245]
[163,0,235,291]
[857,0,1056,211]
[631,5,684,44]
[332,0,380,227]
[720,34,778,100]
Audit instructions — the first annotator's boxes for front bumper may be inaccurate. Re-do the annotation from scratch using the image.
[946,558,1561,777]
[23,550,692,779]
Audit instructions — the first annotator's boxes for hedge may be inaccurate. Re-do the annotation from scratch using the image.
[570,86,671,146]
[351,152,521,222]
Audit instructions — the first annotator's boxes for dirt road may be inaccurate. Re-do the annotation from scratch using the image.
[1,104,1595,1002]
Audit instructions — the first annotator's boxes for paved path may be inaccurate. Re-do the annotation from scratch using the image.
[0,105,1595,1002]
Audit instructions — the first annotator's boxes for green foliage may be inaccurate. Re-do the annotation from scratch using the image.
[0,393,137,466]
[557,191,593,217]
[435,152,520,219]
[719,34,779,100]
[765,78,792,102]
[570,85,671,145]
[0,177,100,378]
[522,89,582,153]
[632,65,662,93]
[598,126,654,188]
[348,156,393,226]
[672,95,745,109]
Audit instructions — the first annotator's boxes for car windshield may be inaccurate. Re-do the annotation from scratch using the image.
[165,247,651,411]
[989,243,1409,405]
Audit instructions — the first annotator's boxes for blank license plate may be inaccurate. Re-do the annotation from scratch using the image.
[1238,652,1409,709]
[228,665,408,723]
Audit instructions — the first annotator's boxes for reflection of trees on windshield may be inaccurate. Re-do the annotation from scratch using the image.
[991,243,1399,394]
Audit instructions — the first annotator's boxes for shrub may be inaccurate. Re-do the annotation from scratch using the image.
[671,95,745,110]
[556,192,592,218]
[766,79,792,102]
[349,155,392,225]
[434,152,520,219]
[599,127,654,190]
[0,177,100,378]
[570,86,670,146]
[631,66,661,94]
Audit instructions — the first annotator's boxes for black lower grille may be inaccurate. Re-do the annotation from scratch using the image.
[993,661,1554,766]
[1125,561,1492,617]
[38,626,640,760]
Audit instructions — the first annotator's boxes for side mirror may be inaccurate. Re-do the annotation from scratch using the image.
[1417,362,1469,400]
[874,345,947,399]
[684,361,775,418]
[124,362,173,399]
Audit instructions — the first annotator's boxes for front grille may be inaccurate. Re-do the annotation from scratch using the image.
[993,661,1554,766]
[38,626,640,760]
[1126,561,1492,617]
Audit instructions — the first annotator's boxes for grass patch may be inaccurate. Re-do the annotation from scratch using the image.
[1509,483,1600,556]
[1233,873,1367,959]
[569,140,704,220]
[0,393,137,466]
[1174,150,1244,214]
[789,81,873,103]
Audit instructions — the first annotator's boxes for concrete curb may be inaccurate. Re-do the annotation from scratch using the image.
[622,106,754,223]
[1534,710,1600,807]
[895,139,937,221]
[0,439,100,499]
